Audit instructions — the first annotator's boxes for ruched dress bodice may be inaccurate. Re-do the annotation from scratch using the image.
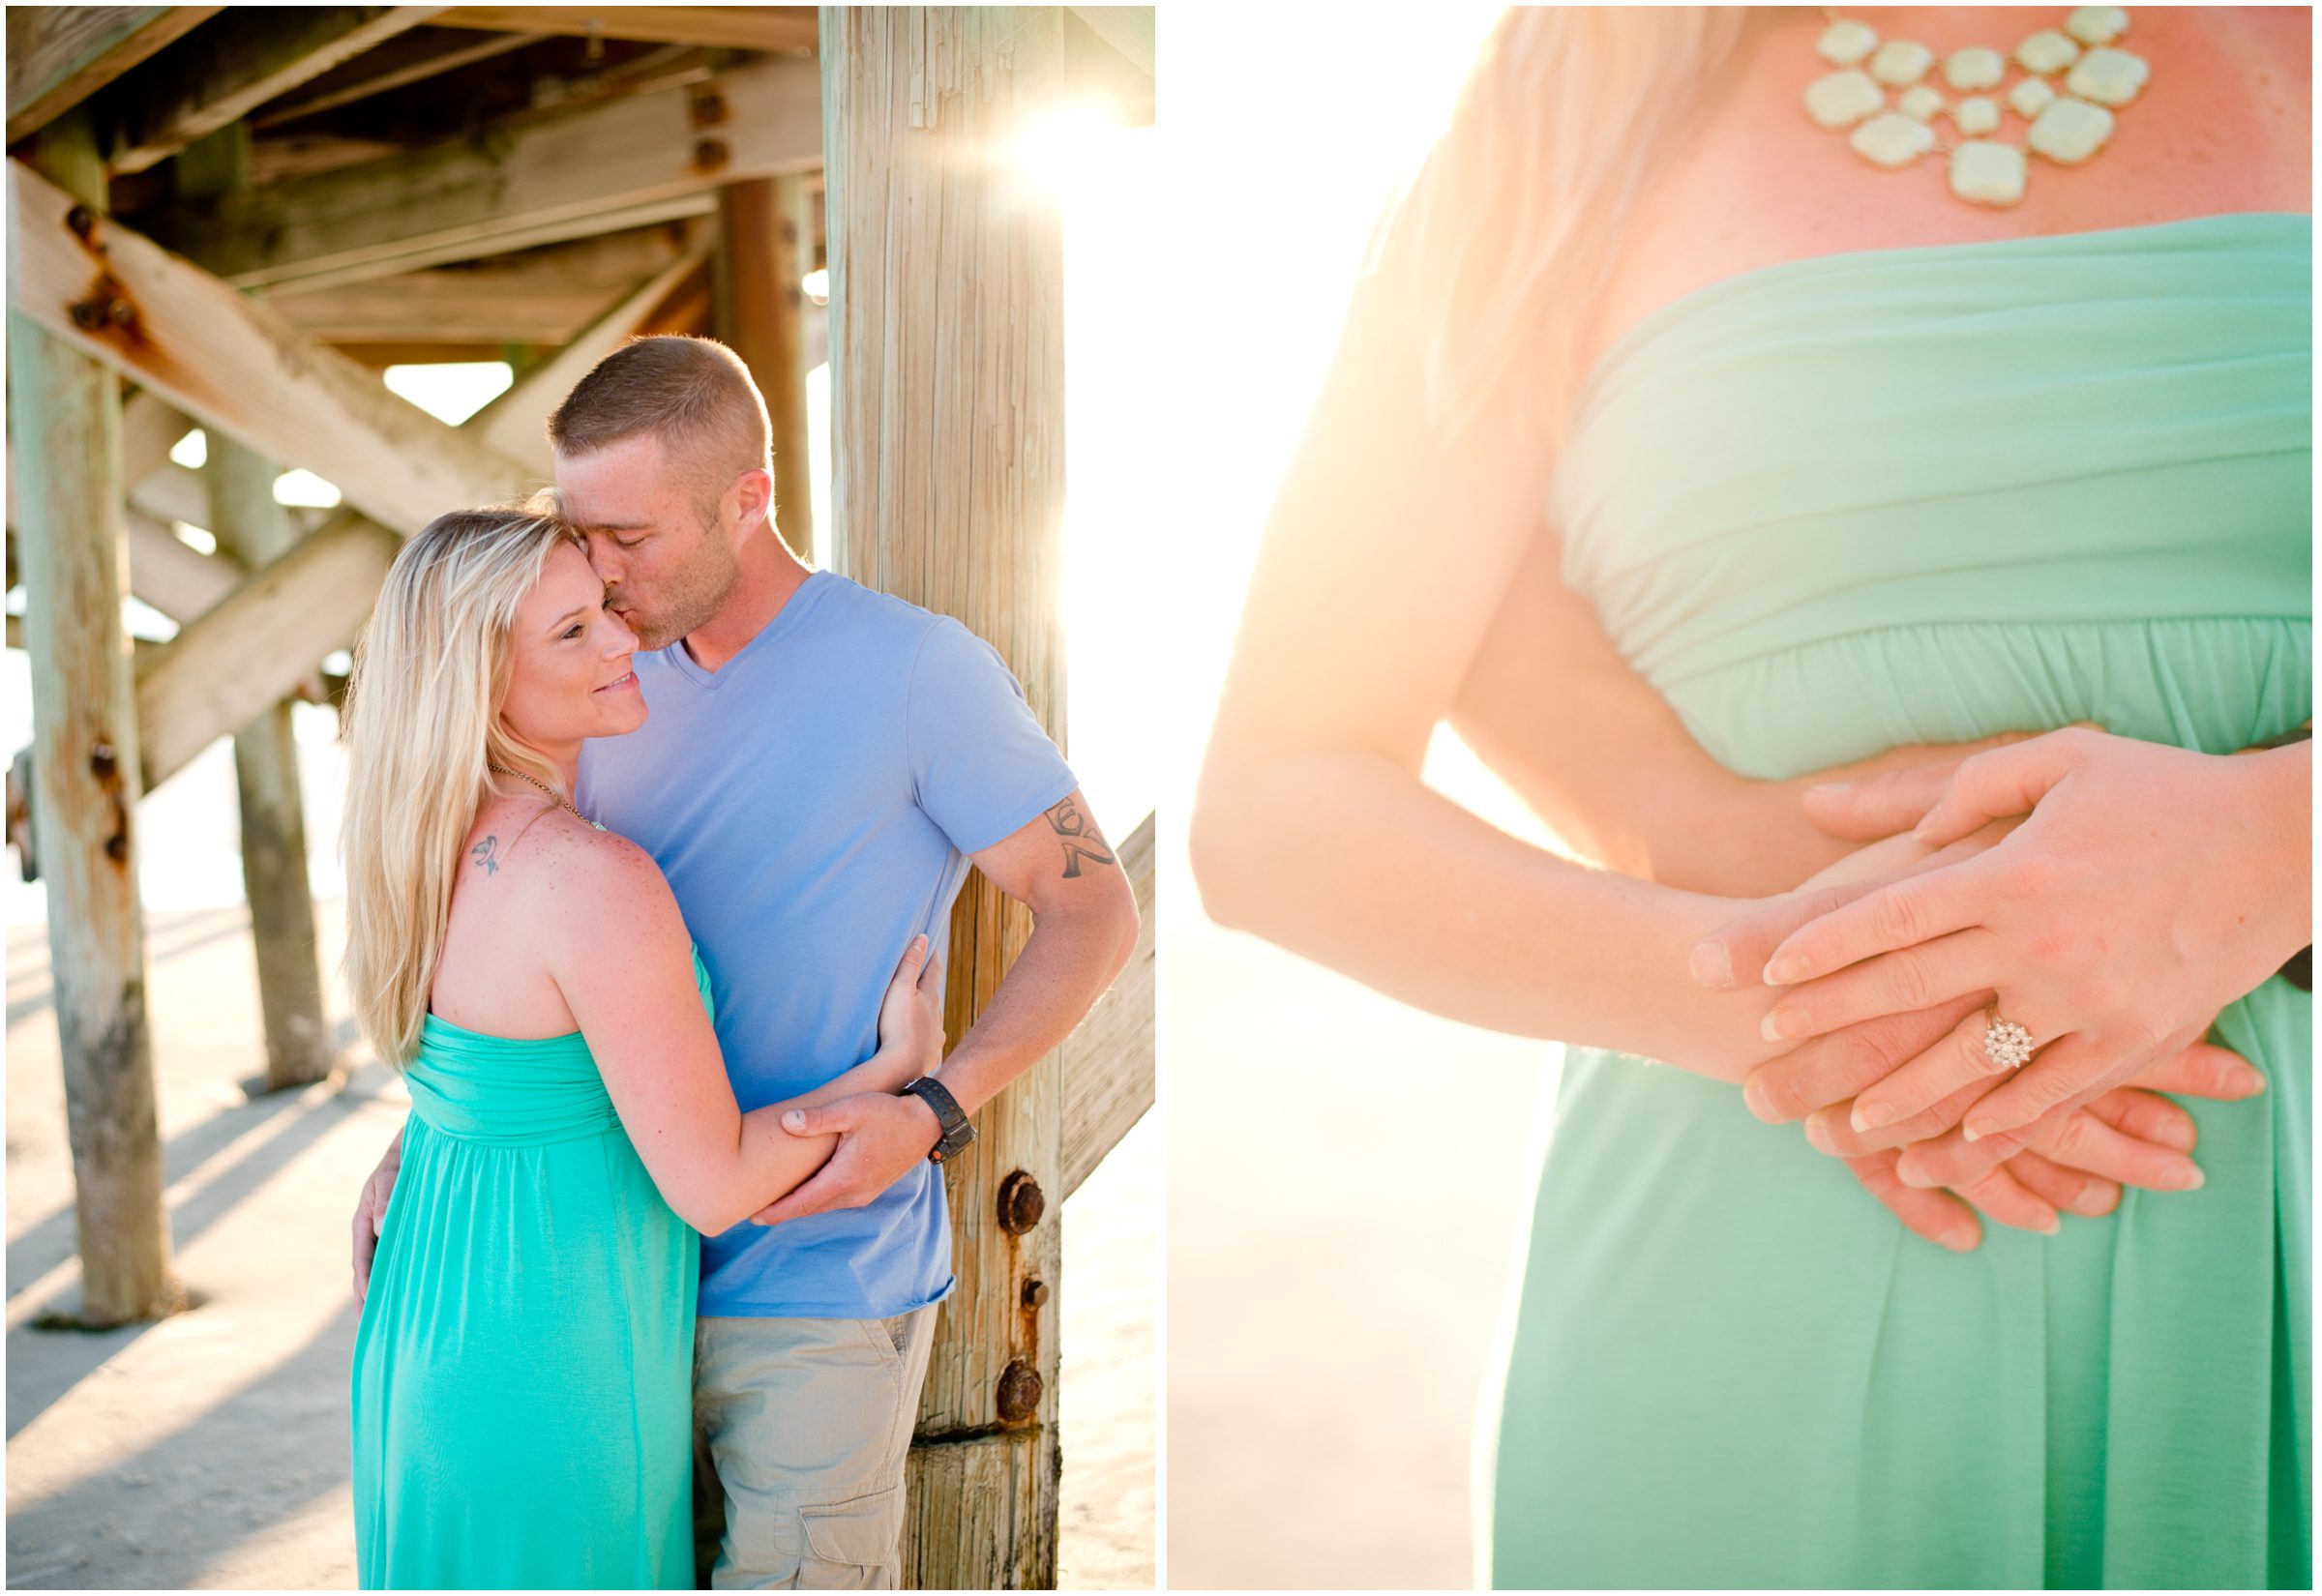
[350,948,714,1588]
[1488,213,2310,1590]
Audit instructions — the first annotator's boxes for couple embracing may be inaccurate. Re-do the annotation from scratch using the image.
[341,335,1140,1589]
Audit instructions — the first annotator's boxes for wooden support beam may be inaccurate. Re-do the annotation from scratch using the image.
[6,438,239,619]
[11,157,533,535]
[95,7,446,175]
[127,510,239,621]
[825,11,1071,1585]
[433,6,819,53]
[6,7,223,145]
[714,175,814,558]
[134,511,402,791]
[1067,6,1154,77]
[5,109,180,1327]
[265,219,701,345]
[129,459,210,530]
[207,436,333,1090]
[1059,811,1153,1199]
[251,24,544,130]
[140,53,821,291]
[121,389,194,486]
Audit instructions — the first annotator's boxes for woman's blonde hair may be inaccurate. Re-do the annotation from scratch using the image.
[1377,7,1760,448]
[341,505,581,1067]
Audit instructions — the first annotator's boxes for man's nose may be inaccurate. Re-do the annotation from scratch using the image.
[582,540,620,584]
[602,606,639,652]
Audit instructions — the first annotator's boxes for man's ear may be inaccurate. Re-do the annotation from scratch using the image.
[732,467,775,541]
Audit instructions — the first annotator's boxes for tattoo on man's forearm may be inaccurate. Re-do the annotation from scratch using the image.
[1043,796,1115,879]
[471,836,499,876]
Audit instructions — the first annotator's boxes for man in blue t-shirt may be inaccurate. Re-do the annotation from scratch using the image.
[351,337,1140,1586]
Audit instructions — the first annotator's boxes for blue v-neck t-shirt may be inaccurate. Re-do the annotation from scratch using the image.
[577,571,1077,1318]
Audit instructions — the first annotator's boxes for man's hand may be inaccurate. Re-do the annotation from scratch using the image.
[351,1127,404,1303]
[749,1090,944,1227]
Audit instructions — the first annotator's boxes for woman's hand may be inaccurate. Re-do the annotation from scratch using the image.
[1704,726,2310,1140]
[867,933,944,1090]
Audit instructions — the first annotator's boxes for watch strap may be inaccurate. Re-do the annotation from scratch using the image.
[904,1077,975,1163]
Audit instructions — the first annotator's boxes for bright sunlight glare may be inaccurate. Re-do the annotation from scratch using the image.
[1011,103,1122,200]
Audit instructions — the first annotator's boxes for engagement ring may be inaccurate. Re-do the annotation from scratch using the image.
[1983,1006,2036,1070]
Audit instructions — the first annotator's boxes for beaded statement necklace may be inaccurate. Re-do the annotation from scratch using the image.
[1804,7,2151,206]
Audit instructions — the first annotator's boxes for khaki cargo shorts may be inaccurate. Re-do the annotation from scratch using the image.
[692,1306,938,1589]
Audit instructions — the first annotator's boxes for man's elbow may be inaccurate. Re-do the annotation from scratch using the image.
[1103,876,1142,985]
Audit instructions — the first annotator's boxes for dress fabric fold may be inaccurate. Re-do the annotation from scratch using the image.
[1488,212,2312,1590]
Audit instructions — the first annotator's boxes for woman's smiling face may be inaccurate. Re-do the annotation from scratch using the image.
[498,540,647,751]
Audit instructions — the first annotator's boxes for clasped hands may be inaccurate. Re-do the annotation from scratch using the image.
[1694,725,2307,1252]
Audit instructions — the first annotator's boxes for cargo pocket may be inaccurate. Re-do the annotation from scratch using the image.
[796,1485,904,1588]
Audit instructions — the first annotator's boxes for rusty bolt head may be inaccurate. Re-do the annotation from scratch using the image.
[997,1170,1045,1235]
[693,137,730,172]
[104,833,128,863]
[690,90,728,127]
[1021,1278,1050,1309]
[106,298,133,327]
[65,205,96,240]
[995,1359,1042,1423]
[70,298,107,331]
[89,744,118,780]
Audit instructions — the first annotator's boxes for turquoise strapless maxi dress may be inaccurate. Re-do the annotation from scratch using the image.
[350,951,712,1588]
[1485,213,2311,1589]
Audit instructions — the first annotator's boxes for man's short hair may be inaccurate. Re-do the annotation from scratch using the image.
[547,336,771,510]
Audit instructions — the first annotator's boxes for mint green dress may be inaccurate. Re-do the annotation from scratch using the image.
[350,951,712,1588]
[1487,213,2311,1588]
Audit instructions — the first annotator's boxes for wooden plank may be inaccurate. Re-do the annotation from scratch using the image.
[433,6,819,53]
[125,507,240,621]
[6,437,236,618]
[265,219,699,344]
[903,1431,1052,1593]
[825,11,1071,1586]
[208,435,333,1090]
[1067,6,1153,77]
[134,511,402,790]
[5,110,180,1327]
[1059,810,1153,1199]
[251,25,543,129]
[714,175,814,558]
[98,7,446,175]
[141,53,821,291]
[121,389,194,486]
[128,459,210,530]
[10,157,532,536]
[6,7,223,145]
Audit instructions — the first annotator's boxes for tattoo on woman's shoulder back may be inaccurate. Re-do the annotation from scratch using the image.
[471,836,500,876]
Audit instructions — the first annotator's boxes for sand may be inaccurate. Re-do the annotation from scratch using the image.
[6,808,1152,1589]
[1159,721,1574,1590]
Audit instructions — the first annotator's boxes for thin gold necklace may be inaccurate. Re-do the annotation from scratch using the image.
[488,763,606,831]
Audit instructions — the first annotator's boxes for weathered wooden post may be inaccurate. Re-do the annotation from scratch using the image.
[7,108,181,1325]
[207,434,332,1089]
[821,7,1068,1585]
[172,121,333,1091]
[713,172,817,559]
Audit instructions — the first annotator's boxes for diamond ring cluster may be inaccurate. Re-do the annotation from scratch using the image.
[1983,1011,2036,1071]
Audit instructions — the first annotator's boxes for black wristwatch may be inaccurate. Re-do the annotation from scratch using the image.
[902,1077,975,1164]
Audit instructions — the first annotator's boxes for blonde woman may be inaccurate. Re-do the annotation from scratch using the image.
[1193,7,2307,1587]
[342,507,939,1589]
